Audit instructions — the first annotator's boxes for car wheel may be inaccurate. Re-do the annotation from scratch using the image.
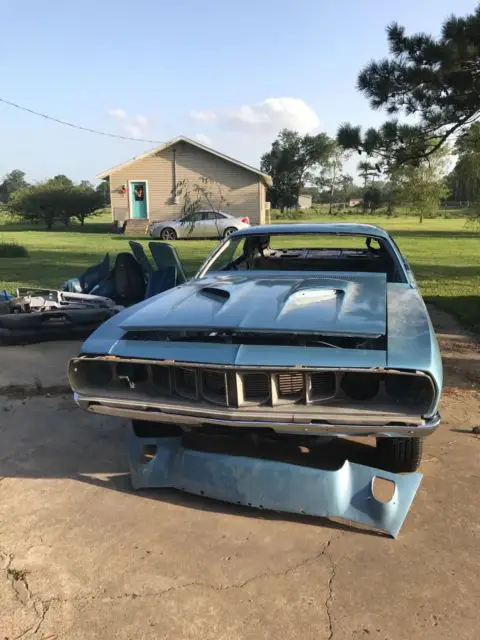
[223,226,237,238]
[160,227,177,241]
[376,437,423,473]
[132,420,183,438]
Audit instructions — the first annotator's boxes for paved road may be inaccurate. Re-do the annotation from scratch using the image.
[0,318,478,639]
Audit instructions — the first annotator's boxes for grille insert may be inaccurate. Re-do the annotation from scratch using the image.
[202,370,228,405]
[151,365,171,394]
[277,372,304,398]
[243,373,270,403]
[310,371,336,401]
[175,367,198,399]
[116,362,148,387]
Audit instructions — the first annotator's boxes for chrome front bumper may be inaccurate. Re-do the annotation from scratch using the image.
[75,393,441,437]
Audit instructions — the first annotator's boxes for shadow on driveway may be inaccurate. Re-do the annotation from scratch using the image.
[0,394,388,537]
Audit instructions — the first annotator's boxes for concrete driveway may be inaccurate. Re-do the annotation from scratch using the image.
[0,308,479,640]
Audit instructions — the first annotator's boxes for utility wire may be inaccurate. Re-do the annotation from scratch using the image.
[0,96,163,144]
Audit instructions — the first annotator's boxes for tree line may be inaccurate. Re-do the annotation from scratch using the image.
[2,4,479,228]
[261,3,480,222]
[0,170,110,229]
[261,123,480,221]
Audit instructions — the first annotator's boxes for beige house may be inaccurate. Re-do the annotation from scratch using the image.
[97,136,271,232]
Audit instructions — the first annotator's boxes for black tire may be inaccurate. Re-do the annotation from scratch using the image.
[376,437,423,473]
[160,227,177,241]
[223,226,237,238]
[132,420,182,438]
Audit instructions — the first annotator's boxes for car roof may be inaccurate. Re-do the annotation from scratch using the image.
[195,209,230,215]
[231,222,391,239]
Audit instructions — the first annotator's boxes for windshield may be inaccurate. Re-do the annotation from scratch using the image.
[197,232,406,283]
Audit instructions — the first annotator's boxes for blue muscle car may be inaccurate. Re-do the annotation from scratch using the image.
[69,223,443,473]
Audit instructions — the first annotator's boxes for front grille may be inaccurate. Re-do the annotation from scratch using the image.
[70,358,435,415]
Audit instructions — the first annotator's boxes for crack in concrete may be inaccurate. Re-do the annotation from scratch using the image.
[324,542,337,639]
[1,549,14,571]
[13,601,51,640]
[2,548,51,639]
[7,565,31,606]
[0,537,342,640]
[43,535,339,608]
[3,536,341,638]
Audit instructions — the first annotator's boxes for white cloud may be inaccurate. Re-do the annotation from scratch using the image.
[194,133,212,146]
[135,114,148,127]
[107,108,127,120]
[190,109,217,122]
[190,97,320,135]
[107,109,149,138]
[124,124,144,139]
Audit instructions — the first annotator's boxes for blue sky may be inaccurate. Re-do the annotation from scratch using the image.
[0,0,477,183]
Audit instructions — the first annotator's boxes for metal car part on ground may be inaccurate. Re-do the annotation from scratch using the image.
[15,289,120,311]
[127,427,423,538]
[0,295,119,345]
[1,242,184,345]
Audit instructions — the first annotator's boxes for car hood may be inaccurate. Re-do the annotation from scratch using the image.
[120,272,387,338]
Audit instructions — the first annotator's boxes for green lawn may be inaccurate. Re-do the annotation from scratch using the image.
[1,214,479,331]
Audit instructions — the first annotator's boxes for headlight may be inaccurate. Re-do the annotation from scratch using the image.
[341,372,380,401]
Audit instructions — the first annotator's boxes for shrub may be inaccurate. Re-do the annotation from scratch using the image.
[0,241,29,257]
[465,211,480,229]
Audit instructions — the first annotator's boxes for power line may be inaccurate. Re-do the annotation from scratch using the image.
[0,96,163,144]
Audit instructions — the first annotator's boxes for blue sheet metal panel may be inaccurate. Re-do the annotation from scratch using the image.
[108,340,387,368]
[119,272,388,338]
[387,284,443,400]
[79,292,170,354]
[127,432,422,538]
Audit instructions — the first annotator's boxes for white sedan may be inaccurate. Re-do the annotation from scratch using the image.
[148,210,250,240]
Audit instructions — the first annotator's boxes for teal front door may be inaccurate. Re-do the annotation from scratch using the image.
[130,181,148,219]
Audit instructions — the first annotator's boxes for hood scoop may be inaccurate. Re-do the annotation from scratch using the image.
[120,272,387,338]
[284,287,339,304]
[198,286,230,302]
